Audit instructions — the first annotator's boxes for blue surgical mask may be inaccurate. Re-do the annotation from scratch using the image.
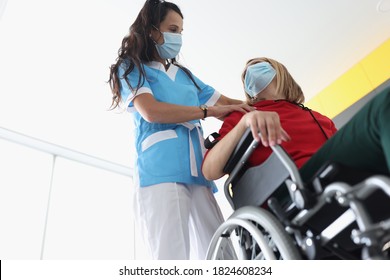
[154,31,182,59]
[244,62,276,98]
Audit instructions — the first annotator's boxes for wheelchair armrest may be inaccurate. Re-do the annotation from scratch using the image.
[223,128,255,174]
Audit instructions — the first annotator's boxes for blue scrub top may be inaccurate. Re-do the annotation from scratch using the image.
[119,61,220,191]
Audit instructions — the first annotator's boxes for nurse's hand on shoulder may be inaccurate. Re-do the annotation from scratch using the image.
[209,103,255,120]
[240,111,291,147]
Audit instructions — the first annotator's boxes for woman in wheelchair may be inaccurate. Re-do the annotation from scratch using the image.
[202,57,390,260]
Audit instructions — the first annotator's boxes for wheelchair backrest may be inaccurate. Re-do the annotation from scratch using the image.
[231,151,290,209]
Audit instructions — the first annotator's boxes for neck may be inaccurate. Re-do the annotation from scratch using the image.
[256,82,283,101]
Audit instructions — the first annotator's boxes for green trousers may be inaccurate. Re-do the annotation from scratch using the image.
[300,87,390,182]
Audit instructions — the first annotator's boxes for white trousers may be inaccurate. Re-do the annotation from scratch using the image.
[134,182,226,260]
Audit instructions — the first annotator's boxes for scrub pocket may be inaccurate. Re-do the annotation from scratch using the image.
[139,130,185,178]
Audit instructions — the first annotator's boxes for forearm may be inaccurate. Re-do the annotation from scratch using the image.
[134,94,206,123]
[134,94,250,124]
[143,102,206,123]
[202,120,247,180]
[216,94,245,106]
[202,110,292,180]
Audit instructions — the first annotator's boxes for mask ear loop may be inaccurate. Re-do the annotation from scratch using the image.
[150,25,163,44]
[149,34,158,45]
[250,95,258,102]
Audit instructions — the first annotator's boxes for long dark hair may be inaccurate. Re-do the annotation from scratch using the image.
[108,0,199,109]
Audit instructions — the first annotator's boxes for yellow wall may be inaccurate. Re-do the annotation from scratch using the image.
[305,38,390,118]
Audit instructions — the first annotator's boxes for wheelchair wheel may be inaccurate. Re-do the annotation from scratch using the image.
[206,206,301,260]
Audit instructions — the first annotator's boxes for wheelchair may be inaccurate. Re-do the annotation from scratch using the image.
[206,128,390,260]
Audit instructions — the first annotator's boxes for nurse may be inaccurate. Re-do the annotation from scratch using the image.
[108,0,250,260]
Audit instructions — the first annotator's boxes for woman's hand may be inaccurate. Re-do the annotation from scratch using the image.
[209,103,255,120]
[240,111,291,147]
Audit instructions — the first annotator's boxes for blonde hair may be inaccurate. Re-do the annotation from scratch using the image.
[241,57,305,104]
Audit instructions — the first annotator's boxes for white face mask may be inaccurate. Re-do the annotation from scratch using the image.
[244,62,276,98]
[154,31,182,59]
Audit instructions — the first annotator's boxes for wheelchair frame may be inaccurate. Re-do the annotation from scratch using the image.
[206,129,390,260]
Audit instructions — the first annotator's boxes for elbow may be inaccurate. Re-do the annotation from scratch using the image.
[142,110,161,123]
[143,115,156,123]
[202,161,223,181]
[142,108,171,123]
[202,168,213,181]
